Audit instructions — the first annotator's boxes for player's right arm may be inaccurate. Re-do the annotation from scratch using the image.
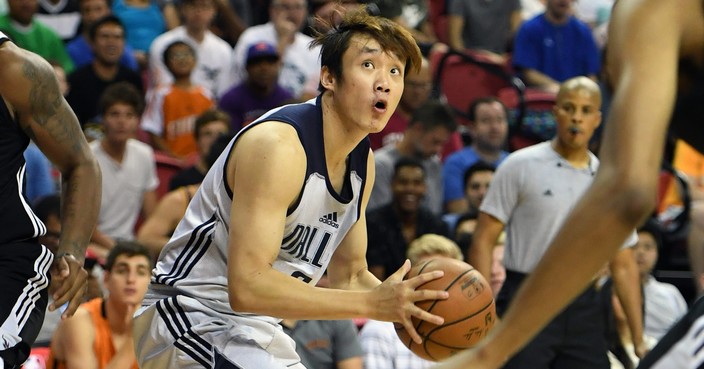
[0,41,100,319]
[56,308,99,369]
[468,212,505,281]
[226,122,447,323]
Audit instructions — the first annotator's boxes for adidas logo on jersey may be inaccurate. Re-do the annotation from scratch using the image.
[319,212,339,228]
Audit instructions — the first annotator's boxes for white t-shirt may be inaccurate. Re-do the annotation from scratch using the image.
[230,22,320,99]
[91,139,159,240]
[148,26,233,98]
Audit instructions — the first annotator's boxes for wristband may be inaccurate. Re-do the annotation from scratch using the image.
[55,252,75,260]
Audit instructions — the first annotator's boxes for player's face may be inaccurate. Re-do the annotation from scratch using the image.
[633,231,658,276]
[464,170,494,211]
[102,103,140,144]
[196,120,229,156]
[391,166,426,213]
[470,102,508,152]
[553,89,601,150]
[92,23,125,66]
[329,35,405,134]
[104,255,151,306]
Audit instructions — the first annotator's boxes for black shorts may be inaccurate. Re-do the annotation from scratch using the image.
[0,241,52,368]
[498,270,610,369]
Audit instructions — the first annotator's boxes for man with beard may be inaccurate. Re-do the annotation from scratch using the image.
[443,96,509,214]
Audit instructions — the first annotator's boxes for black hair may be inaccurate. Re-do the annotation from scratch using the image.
[462,161,496,191]
[393,156,425,179]
[162,40,197,71]
[104,240,152,271]
[98,82,144,116]
[88,15,124,42]
[638,217,664,250]
[204,133,235,169]
[409,99,458,133]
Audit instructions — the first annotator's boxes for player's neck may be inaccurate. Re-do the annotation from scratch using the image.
[321,93,368,166]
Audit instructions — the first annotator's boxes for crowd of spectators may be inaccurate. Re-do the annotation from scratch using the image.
[15,0,704,368]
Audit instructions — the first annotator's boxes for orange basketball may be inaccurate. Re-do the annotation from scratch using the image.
[395,257,496,361]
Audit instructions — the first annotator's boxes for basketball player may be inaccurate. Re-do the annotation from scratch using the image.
[132,8,449,369]
[0,33,101,367]
[434,0,704,368]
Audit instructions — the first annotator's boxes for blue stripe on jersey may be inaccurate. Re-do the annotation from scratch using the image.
[156,297,214,367]
[15,247,52,327]
[154,215,217,285]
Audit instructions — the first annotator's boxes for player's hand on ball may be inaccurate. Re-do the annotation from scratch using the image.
[374,259,449,344]
[48,252,89,319]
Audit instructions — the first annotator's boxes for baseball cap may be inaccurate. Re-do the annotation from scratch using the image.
[246,42,279,65]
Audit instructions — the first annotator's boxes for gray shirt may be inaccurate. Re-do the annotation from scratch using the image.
[449,0,521,53]
[369,145,443,215]
[284,320,363,369]
[481,141,634,273]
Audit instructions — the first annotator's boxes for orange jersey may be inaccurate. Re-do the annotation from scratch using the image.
[142,85,214,158]
[660,140,704,212]
[48,298,139,369]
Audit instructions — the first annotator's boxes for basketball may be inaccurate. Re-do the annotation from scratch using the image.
[395,257,496,361]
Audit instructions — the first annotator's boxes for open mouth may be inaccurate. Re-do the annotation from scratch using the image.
[374,100,387,112]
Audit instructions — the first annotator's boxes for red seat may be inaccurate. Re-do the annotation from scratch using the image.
[430,49,514,128]
[154,151,186,199]
[22,347,50,369]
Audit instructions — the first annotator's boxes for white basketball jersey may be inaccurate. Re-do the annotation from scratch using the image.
[147,98,370,325]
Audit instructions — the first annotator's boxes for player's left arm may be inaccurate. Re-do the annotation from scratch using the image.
[0,42,100,319]
[609,246,647,357]
[327,149,382,291]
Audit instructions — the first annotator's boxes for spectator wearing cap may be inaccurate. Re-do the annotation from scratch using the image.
[230,0,321,101]
[218,41,294,133]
